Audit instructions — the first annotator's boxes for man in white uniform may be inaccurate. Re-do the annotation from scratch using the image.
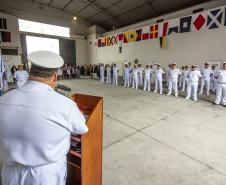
[210,64,217,93]
[214,62,226,106]
[113,64,118,86]
[143,65,152,92]
[14,64,29,88]
[179,66,185,88]
[106,64,111,84]
[185,65,202,101]
[99,64,105,83]
[0,50,88,185]
[137,64,144,86]
[181,66,189,92]
[132,65,138,90]
[166,64,172,87]
[199,63,213,96]
[124,64,130,87]
[128,63,133,86]
[154,64,165,94]
[167,63,181,97]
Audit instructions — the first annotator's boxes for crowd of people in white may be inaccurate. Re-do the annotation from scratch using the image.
[98,62,226,107]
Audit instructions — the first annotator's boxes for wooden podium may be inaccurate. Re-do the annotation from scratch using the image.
[67,94,103,185]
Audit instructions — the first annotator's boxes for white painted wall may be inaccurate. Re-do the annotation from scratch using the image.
[97,27,226,71]
[91,1,226,75]
[76,39,88,66]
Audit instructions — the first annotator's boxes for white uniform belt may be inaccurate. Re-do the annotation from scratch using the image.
[4,157,66,168]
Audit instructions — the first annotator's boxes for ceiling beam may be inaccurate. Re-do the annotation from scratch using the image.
[48,0,54,6]
[84,0,124,26]
[61,0,74,11]
[146,0,160,16]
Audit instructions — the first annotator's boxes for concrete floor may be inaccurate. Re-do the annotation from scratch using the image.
[59,78,226,185]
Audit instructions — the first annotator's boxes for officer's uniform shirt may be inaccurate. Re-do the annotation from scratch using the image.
[124,67,130,76]
[187,70,202,82]
[215,70,226,87]
[201,68,213,79]
[169,68,181,80]
[14,70,29,82]
[0,80,88,167]
[183,69,190,79]
[144,68,152,78]
[113,66,118,74]
[155,68,165,80]
[132,68,138,77]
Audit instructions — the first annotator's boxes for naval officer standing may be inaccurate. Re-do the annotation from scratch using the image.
[14,64,29,88]
[0,50,88,185]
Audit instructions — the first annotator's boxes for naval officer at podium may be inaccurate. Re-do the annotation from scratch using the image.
[0,51,88,185]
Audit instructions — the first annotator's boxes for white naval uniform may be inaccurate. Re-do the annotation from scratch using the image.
[154,68,165,94]
[181,69,189,92]
[14,70,29,88]
[124,67,130,87]
[214,69,226,106]
[179,69,184,87]
[200,68,213,95]
[138,67,144,86]
[166,68,171,86]
[143,68,152,91]
[0,81,88,185]
[210,69,217,92]
[100,66,105,82]
[113,66,118,86]
[129,66,133,85]
[106,66,111,84]
[167,68,181,96]
[132,68,138,90]
[186,70,201,101]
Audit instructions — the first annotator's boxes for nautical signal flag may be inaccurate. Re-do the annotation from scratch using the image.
[150,24,158,39]
[123,31,129,43]
[180,16,192,33]
[118,33,124,42]
[98,39,101,47]
[192,14,206,31]
[167,19,179,35]
[142,26,150,40]
[207,8,223,29]
[159,37,166,49]
[101,37,107,47]
[135,29,142,41]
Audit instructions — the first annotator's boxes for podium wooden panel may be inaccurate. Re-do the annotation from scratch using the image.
[67,94,103,185]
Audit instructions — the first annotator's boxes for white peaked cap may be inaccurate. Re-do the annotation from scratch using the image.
[28,50,64,69]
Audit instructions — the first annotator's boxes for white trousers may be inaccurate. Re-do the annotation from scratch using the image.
[186,82,198,101]
[132,75,138,90]
[124,74,130,87]
[1,158,67,185]
[179,75,183,87]
[200,78,210,94]
[106,73,111,84]
[113,74,118,86]
[168,79,178,96]
[129,73,133,85]
[143,77,151,91]
[100,74,104,83]
[138,73,143,86]
[215,83,226,105]
[182,78,188,91]
[210,78,216,92]
[16,80,27,88]
[155,78,163,94]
